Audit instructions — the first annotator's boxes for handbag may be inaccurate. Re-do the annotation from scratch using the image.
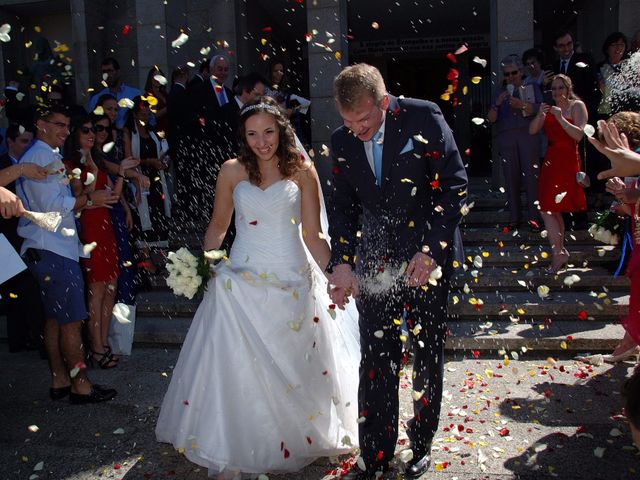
[576,138,590,188]
[108,303,136,355]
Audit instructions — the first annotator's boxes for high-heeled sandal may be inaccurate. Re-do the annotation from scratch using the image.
[104,344,119,363]
[602,346,640,364]
[545,249,569,274]
[88,349,118,369]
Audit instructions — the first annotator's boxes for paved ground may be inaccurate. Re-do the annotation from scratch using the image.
[1,347,639,480]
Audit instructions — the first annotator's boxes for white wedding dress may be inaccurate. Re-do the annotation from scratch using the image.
[155,179,360,477]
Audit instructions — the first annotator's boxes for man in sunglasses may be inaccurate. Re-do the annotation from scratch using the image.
[16,105,120,404]
[87,57,141,129]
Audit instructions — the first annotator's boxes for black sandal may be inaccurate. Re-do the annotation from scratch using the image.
[89,349,118,369]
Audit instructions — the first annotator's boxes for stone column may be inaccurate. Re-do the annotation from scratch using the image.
[306,0,348,188]
[489,0,534,189]
[135,0,170,90]
[70,0,90,104]
[207,0,238,88]
[618,0,640,40]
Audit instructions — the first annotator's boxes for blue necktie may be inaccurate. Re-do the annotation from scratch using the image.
[372,131,383,186]
[561,60,567,74]
[217,86,228,106]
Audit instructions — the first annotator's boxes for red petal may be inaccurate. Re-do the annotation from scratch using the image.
[249,220,258,226]
[313,316,319,323]
[122,25,132,35]
[306,436,312,444]
[472,350,480,358]
[578,310,587,321]
[262,26,273,32]
[283,448,290,459]
[446,52,457,63]
[368,369,376,379]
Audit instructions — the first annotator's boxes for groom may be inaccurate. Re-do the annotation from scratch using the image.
[326,64,468,479]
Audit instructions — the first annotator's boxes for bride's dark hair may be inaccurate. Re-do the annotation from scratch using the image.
[237,96,302,185]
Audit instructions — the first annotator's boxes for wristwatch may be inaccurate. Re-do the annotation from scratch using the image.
[86,194,93,207]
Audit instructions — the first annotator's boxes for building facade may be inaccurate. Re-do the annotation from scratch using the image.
[0,0,638,181]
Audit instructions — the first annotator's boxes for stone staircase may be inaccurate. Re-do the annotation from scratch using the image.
[134,177,629,352]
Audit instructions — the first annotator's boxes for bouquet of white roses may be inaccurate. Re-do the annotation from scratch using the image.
[588,210,623,246]
[165,247,226,299]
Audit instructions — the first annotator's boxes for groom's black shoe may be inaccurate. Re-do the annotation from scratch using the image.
[341,467,391,480]
[405,451,431,478]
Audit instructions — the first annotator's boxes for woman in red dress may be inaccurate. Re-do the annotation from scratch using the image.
[64,116,137,367]
[529,74,588,273]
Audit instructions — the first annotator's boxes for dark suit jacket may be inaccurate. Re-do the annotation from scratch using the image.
[166,82,191,149]
[189,80,235,148]
[186,73,206,91]
[328,95,468,276]
[555,53,599,115]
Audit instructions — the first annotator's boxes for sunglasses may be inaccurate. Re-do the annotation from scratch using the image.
[93,124,108,132]
[79,126,96,134]
[504,70,520,77]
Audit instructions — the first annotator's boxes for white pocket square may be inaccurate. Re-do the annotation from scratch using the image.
[400,138,414,154]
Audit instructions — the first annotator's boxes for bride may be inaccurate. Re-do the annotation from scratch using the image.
[155,97,359,478]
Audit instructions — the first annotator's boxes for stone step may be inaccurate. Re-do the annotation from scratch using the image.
[461,227,595,245]
[147,265,627,293]
[448,290,628,320]
[460,244,619,267]
[132,315,625,352]
[462,210,600,227]
[135,289,629,320]
[451,266,628,291]
[167,228,604,251]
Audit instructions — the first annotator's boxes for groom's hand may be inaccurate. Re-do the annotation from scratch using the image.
[327,263,359,309]
[405,252,437,287]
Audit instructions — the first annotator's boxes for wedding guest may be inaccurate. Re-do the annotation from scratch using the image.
[96,94,150,204]
[63,115,137,368]
[0,124,47,354]
[88,57,141,129]
[597,32,628,117]
[17,105,118,403]
[186,58,209,91]
[595,112,640,363]
[487,54,542,230]
[522,48,553,89]
[144,65,169,136]
[590,120,640,178]
[552,30,603,213]
[123,96,171,274]
[92,112,138,332]
[167,65,192,209]
[529,74,588,273]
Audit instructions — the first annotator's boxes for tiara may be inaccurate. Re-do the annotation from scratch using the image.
[240,103,281,116]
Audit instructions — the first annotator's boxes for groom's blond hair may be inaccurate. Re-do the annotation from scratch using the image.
[333,63,386,111]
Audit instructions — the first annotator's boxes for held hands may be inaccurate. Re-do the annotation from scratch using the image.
[327,263,359,310]
[405,251,437,287]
